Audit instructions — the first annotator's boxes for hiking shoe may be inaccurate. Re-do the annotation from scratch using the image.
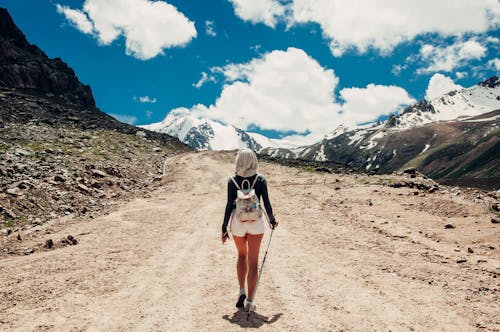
[236,289,246,308]
[245,301,256,313]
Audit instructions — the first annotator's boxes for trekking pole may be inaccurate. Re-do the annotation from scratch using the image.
[247,228,274,320]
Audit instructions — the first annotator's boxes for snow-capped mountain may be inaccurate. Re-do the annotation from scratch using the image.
[143,76,499,179]
[260,76,500,179]
[386,76,500,130]
[140,110,263,151]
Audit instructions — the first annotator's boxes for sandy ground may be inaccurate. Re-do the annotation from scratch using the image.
[0,151,499,331]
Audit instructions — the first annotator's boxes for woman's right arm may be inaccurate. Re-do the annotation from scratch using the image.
[222,179,236,234]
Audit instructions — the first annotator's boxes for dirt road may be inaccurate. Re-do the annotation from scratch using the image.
[1,151,499,331]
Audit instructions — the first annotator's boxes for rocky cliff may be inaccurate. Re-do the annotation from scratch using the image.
[0,8,95,107]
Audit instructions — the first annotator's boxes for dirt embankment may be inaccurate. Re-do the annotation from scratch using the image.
[0,151,499,331]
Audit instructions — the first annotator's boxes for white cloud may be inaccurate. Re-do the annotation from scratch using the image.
[229,0,499,57]
[416,39,487,73]
[139,96,157,103]
[205,20,216,37]
[172,48,414,145]
[340,84,416,124]
[56,4,93,34]
[193,72,217,89]
[425,73,464,101]
[487,58,500,71]
[110,113,137,124]
[228,0,286,28]
[56,0,197,60]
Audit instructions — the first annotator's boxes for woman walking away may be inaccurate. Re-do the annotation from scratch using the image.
[221,149,277,314]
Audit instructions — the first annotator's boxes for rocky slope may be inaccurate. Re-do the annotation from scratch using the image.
[0,8,94,107]
[0,8,189,232]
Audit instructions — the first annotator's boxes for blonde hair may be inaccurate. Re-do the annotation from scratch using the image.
[235,149,258,177]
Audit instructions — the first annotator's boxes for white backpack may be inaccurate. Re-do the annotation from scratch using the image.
[230,175,262,222]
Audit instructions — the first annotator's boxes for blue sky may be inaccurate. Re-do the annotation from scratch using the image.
[3,0,499,143]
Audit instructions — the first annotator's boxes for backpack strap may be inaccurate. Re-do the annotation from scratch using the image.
[230,174,260,191]
[250,174,260,189]
[229,176,241,190]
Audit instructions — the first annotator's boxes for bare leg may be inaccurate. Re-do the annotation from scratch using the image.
[246,233,264,301]
[233,235,248,290]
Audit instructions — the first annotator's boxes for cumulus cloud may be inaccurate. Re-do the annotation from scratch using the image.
[228,0,286,28]
[56,4,93,34]
[416,39,487,74]
[56,0,197,60]
[176,48,414,145]
[340,84,416,124]
[229,0,499,57]
[425,74,464,101]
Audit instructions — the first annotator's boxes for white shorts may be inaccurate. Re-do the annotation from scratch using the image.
[230,212,266,237]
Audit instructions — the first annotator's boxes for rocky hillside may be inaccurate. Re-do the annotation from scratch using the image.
[0,8,189,232]
[0,8,94,107]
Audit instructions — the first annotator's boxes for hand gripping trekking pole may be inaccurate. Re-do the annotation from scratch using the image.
[247,228,274,320]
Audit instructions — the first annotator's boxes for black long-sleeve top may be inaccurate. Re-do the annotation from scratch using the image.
[222,174,274,233]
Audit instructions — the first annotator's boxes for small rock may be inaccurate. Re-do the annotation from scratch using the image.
[467,247,474,254]
[44,239,54,249]
[135,130,147,138]
[403,168,416,175]
[14,148,31,156]
[491,218,500,224]
[77,183,91,193]
[8,181,23,189]
[428,186,438,193]
[6,188,20,196]
[491,203,500,212]
[67,235,78,245]
[31,218,42,226]
[53,175,66,182]
[314,167,331,173]
[445,223,456,229]
[456,258,467,263]
[17,233,22,241]
[0,206,16,219]
[91,169,108,178]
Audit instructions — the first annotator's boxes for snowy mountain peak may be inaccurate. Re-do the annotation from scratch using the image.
[324,124,353,140]
[140,110,262,151]
[479,75,500,88]
[384,77,500,130]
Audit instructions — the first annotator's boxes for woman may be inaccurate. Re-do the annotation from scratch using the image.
[221,149,277,313]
